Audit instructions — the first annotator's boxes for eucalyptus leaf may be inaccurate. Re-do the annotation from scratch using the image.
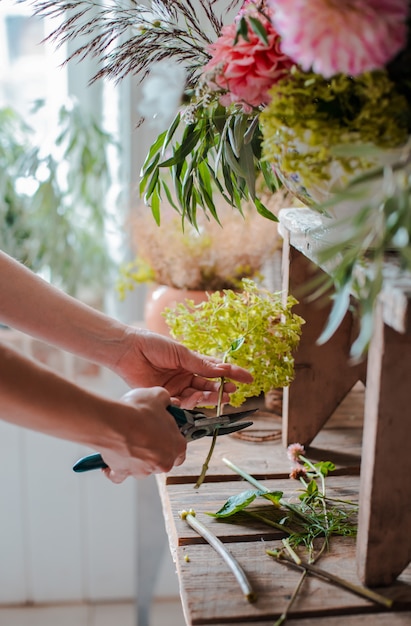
[160,126,202,167]
[317,283,351,345]
[254,197,277,221]
[150,187,161,225]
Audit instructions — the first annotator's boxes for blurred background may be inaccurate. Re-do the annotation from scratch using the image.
[0,0,181,621]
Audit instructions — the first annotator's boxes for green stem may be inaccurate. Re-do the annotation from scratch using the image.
[195,431,218,489]
[222,457,270,492]
[195,376,224,489]
[267,551,393,609]
[180,509,257,603]
[223,457,313,526]
[274,570,307,626]
[245,511,292,535]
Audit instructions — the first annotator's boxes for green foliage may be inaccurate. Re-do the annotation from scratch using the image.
[209,488,283,518]
[163,278,304,406]
[0,100,116,296]
[140,105,279,228]
[310,152,411,358]
[213,456,358,558]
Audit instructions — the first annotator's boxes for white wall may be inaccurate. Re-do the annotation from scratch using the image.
[0,331,178,605]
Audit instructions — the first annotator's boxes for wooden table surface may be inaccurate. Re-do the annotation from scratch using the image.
[157,386,411,625]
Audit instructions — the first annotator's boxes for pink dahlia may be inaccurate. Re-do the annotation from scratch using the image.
[267,0,409,78]
[202,8,293,109]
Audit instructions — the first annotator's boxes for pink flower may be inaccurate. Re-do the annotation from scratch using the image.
[289,466,308,481]
[267,0,409,78]
[202,8,293,109]
[287,443,305,464]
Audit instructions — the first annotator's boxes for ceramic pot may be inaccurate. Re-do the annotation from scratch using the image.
[144,284,210,337]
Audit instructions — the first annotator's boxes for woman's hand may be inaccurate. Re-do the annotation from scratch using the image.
[114,328,254,409]
[99,386,187,483]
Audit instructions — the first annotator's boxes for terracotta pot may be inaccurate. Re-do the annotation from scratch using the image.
[144,284,210,337]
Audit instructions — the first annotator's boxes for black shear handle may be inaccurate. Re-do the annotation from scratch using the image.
[72,405,187,473]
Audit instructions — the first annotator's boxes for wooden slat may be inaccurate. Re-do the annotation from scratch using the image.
[166,384,364,484]
[210,613,411,626]
[158,476,360,552]
[176,537,411,625]
[166,423,362,484]
[279,207,411,334]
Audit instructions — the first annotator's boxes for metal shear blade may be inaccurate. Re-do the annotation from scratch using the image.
[184,408,257,441]
[72,406,257,472]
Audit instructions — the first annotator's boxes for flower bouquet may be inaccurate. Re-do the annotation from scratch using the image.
[31,0,411,354]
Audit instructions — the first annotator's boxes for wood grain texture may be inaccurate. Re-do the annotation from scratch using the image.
[166,389,364,485]
[176,537,411,625]
[282,243,367,447]
[357,302,411,586]
[209,612,411,626]
[159,475,359,549]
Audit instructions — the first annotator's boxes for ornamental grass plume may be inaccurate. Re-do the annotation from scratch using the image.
[267,0,409,78]
[117,190,292,296]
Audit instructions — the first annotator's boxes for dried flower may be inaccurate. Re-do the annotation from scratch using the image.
[268,0,409,78]
[287,443,305,464]
[289,466,308,481]
[118,195,285,294]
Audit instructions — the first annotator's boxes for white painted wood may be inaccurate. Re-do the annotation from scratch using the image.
[0,332,176,606]
[23,431,85,602]
[0,422,28,603]
[83,464,136,601]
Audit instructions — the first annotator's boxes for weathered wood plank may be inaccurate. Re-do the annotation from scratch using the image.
[209,613,411,626]
[282,240,367,447]
[158,476,359,553]
[166,420,363,485]
[357,302,411,586]
[176,537,411,625]
[279,207,411,335]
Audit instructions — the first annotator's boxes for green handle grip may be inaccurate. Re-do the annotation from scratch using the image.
[72,405,188,473]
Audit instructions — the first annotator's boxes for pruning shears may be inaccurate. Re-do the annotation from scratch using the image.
[72,405,256,473]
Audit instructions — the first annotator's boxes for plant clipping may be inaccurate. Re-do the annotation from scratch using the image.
[164,278,304,407]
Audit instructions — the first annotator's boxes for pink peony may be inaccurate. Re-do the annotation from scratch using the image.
[267,0,409,78]
[203,8,293,109]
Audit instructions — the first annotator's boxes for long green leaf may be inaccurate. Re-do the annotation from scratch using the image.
[317,283,351,345]
[160,126,202,167]
[254,197,277,221]
[150,187,160,224]
[249,16,268,44]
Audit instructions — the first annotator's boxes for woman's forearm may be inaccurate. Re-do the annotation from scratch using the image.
[0,250,130,370]
[0,342,187,479]
[0,342,124,449]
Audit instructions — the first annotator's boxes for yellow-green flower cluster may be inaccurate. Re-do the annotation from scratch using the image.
[164,278,304,406]
[260,68,411,191]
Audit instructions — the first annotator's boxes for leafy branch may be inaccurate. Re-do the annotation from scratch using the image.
[310,150,411,358]
[140,104,279,227]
